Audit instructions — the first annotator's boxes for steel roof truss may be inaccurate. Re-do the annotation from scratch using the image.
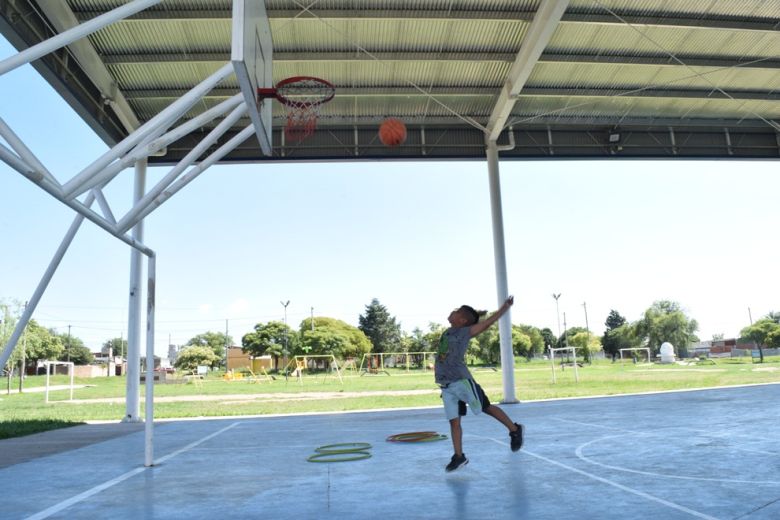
[486,0,570,142]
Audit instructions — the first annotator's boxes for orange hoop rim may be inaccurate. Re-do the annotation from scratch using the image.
[257,76,335,107]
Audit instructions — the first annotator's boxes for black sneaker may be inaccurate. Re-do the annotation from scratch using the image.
[509,423,524,452]
[445,453,468,472]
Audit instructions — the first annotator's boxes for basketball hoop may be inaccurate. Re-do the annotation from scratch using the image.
[257,76,335,142]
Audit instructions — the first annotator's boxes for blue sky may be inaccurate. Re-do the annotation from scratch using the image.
[1,36,778,355]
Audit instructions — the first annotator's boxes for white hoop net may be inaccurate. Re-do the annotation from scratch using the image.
[275,77,335,142]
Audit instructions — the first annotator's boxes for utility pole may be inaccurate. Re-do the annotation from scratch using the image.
[552,293,562,342]
[1,304,9,394]
[281,300,290,367]
[311,307,314,331]
[19,301,27,393]
[563,312,569,349]
[583,301,590,363]
[225,318,229,371]
[66,324,71,363]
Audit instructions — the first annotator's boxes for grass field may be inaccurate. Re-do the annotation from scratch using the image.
[2,356,779,439]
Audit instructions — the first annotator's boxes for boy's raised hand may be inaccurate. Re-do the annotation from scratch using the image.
[468,295,514,337]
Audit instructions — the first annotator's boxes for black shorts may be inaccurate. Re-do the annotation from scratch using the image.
[457,380,491,416]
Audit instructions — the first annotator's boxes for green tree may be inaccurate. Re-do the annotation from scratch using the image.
[423,323,446,350]
[540,328,556,351]
[174,346,220,372]
[608,323,642,359]
[569,331,602,362]
[358,299,402,353]
[477,324,541,363]
[740,319,780,363]
[474,327,499,365]
[1,302,22,375]
[765,311,780,324]
[186,331,232,361]
[298,317,371,359]
[102,337,128,358]
[54,332,93,365]
[23,320,64,369]
[558,326,588,349]
[635,300,699,356]
[516,324,545,359]
[242,321,295,370]
[602,310,627,361]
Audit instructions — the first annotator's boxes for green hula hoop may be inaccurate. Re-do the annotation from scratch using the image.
[315,442,372,454]
[307,451,372,463]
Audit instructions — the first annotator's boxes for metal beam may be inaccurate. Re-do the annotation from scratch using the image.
[101,50,780,71]
[72,8,780,32]
[486,0,569,141]
[34,1,140,132]
[0,0,128,144]
[121,86,780,102]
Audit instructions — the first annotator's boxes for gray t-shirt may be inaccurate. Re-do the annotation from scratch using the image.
[434,326,473,385]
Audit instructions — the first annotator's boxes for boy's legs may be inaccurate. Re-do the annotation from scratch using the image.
[449,416,463,455]
[484,404,519,432]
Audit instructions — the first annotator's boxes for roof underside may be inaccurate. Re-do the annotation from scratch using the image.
[2,0,779,163]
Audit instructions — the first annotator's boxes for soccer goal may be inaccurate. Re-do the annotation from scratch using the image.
[358,352,435,375]
[548,346,578,383]
[43,361,75,403]
[619,347,652,365]
[283,355,343,384]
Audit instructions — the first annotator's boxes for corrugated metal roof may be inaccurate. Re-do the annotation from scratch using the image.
[2,0,778,160]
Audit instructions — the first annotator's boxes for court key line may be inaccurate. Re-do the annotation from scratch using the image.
[551,417,780,484]
[25,422,240,520]
[468,434,720,520]
[575,435,780,486]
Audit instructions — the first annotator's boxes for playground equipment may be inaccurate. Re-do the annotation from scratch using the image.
[283,355,343,384]
[43,361,74,403]
[548,346,579,383]
[223,367,272,383]
[619,347,653,365]
[358,352,435,375]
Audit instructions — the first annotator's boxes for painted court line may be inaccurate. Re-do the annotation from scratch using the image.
[25,422,239,520]
[552,417,780,483]
[574,435,780,486]
[469,434,720,520]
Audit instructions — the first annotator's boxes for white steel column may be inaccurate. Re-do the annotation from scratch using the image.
[486,141,517,403]
[144,254,156,466]
[124,159,147,422]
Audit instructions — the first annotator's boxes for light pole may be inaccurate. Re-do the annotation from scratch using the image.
[66,324,71,363]
[552,293,562,343]
[583,301,590,363]
[281,300,290,367]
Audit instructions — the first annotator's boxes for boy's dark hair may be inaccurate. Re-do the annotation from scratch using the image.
[460,305,481,326]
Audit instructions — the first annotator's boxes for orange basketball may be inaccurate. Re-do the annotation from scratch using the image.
[379,118,407,147]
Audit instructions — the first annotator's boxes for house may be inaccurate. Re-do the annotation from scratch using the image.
[226,346,272,372]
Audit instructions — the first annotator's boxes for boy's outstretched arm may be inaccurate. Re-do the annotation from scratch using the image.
[469,296,514,337]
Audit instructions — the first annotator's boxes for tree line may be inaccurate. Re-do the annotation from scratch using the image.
[3,298,778,375]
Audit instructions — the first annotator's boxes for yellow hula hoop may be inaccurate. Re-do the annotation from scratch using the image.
[315,442,372,454]
[386,431,448,443]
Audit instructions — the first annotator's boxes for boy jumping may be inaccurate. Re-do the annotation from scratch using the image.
[435,296,523,472]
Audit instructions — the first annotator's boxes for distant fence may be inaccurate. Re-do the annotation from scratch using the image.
[731,348,779,358]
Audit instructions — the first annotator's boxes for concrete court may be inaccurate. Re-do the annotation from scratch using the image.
[2,384,779,520]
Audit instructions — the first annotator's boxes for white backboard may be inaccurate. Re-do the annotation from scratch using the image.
[231,0,273,156]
